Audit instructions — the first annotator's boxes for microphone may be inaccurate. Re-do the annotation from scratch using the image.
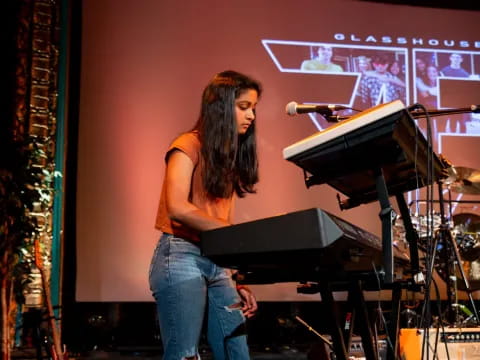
[285,101,348,116]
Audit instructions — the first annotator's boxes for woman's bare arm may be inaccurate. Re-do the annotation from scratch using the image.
[165,150,230,231]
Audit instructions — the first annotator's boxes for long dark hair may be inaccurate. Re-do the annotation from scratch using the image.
[192,70,262,199]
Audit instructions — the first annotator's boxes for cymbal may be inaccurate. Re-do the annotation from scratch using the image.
[445,166,480,194]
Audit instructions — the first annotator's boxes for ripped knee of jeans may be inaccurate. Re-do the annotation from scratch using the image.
[225,301,242,312]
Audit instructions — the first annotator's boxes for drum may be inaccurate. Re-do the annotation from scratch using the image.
[454,213,480,260]
[394,212,480,291]
[393,213,443,250]
[436,213,480,291]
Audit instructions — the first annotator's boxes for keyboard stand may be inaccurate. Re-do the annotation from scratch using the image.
[309,277,380,360]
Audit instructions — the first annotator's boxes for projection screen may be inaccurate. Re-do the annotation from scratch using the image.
[76,0,480,301]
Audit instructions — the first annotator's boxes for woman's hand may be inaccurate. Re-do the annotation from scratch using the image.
[236,285,258,318]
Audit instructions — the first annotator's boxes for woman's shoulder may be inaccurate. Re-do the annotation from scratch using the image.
[172,130,200,148]
[166,130,201,164]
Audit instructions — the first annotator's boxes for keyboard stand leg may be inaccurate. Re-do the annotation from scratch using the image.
[374,167,395,284]
[319,281,349,360]
[387,282,402,360]
[350,280,379,360]
[343,285,356,354]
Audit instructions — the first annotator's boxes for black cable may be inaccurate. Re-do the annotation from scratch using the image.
[433,277,451,360]
[408,104,433,330]
[409,103,439,360]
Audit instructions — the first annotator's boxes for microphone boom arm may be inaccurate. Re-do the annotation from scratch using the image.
[408,105,479,119]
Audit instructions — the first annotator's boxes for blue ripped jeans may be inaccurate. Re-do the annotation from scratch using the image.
[149,233,250,360]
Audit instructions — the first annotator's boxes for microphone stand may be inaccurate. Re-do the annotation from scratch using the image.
[408,105,480,119]
[328,105,479,123]
[324,114,351,123]
[316,109,351,123]
[436,182,480,325]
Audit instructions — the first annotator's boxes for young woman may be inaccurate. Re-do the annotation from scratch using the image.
[149,70,261,360]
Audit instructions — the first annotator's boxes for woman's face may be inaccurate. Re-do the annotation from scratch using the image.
[235,89,258,135]
[427,66,438,82]
[416,58,426,72]
[358,59,369,72]
[390,62,400,75]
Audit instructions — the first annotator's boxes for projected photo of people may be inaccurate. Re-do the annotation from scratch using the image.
[440,52,471,78]
[297,44,409,111]
[300,46,408,126]
[357,55,372,74]
[390,60,405,83]
[300,44,344,72]
[356,52,407,109]
[261,40,408,127]
[415,55,431,103]
[421,64,440,108]
[415,54,440,109]
[413,49,480,138]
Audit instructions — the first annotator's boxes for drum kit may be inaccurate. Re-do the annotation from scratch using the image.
[394,166,480,292]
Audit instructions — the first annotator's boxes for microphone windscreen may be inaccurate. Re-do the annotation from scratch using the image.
[285,101,298,116]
